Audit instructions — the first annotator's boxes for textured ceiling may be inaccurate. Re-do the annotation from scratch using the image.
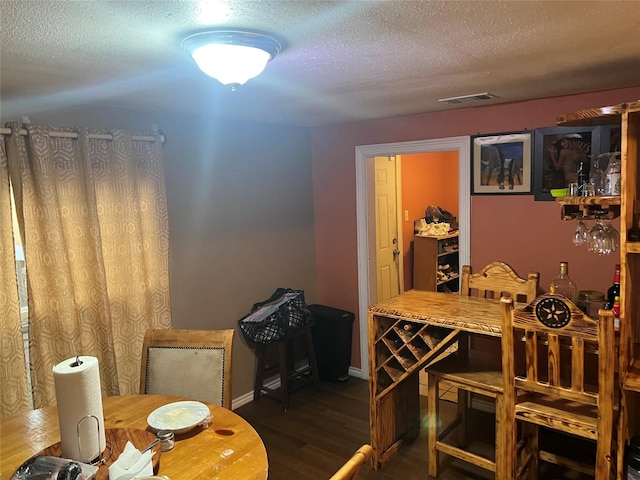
[1,0,639,127]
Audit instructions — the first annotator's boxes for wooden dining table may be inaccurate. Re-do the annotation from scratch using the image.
[0,394,268,480]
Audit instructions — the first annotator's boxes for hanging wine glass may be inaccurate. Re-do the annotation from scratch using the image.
[587,218,605,254]
[600,219,619,255]
[598,220,613,255]
[572,220,588,246]
[611,223,620,252]
[587,218,619,255]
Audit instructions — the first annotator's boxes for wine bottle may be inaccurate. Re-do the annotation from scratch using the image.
[629,202,640,241]
[605,264,621,310]
[613,296,621,333]
[549,261,577,302]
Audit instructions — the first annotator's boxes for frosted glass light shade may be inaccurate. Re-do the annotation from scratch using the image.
[182,29,281,87]
[191,43,271,86]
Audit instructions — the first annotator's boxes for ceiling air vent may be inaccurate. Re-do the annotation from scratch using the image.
[438,92,498,104]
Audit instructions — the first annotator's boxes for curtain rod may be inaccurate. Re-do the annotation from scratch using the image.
[0,127,166,145]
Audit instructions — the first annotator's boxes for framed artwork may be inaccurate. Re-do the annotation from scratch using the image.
[471,131,533,195]
[533,126,601,201]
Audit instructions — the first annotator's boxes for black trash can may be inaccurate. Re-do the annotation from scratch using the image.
[309,304,355,382]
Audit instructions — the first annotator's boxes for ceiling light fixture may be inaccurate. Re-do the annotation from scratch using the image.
[182,29,281,89]
[438,92,498,104]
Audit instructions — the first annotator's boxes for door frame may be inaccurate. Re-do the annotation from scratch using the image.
[355,136,471,379]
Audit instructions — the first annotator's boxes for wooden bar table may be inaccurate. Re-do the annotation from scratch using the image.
[368,289,504,469]
[0,394,268,480]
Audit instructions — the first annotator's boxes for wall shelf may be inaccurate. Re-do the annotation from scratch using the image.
[556,105,623,127]
[627,243,640,254]
[555,195,621,220]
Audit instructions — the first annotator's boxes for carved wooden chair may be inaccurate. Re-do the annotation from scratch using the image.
[140,328,235,409]
[329,444,373,480]
[426,261,539,478]
[500,294,617,479]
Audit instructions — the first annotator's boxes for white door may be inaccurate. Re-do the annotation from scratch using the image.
[374,156,401,301]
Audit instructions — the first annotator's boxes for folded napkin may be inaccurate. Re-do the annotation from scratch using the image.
[108,441,154,480]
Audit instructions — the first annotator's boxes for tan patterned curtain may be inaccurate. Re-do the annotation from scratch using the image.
[5,123,171,409]
[0,135,31,418]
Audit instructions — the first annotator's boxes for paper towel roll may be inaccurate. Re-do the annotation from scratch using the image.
[52,356,106,463]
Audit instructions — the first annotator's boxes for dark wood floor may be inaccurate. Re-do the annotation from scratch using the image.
[235,377,596,479]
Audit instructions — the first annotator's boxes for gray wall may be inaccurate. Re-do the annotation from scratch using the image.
[2,105,318,400]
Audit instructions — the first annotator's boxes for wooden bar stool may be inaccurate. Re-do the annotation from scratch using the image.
[253,324,320,411]
[426,262,539,478]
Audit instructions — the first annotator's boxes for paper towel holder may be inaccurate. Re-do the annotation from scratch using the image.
[77,414,112,465]
[70,356,83,368]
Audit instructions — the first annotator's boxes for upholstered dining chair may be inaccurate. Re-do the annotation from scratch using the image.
[140,329,235,409]
[426,261,539,478]
[500,294,617,479]
[329,444,373,480]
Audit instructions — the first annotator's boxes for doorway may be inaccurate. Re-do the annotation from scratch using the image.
[355,136,471,379]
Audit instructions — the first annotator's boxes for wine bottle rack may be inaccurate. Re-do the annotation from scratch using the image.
[372,315,460,398]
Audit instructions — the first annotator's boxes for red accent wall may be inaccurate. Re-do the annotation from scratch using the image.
[401,152,459,289]
[311,86,640,368]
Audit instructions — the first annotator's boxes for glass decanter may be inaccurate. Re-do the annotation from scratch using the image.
[588,154,604,195]
[549,261,577,301]
[603,152,621,196]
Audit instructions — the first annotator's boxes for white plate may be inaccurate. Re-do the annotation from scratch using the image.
[147,401,210,434]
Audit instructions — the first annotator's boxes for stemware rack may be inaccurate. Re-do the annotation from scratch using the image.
[556,195,621,220]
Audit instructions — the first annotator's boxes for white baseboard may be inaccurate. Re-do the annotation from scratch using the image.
[232,376,280,410]
[231,391,254,410]
[231,366,364,410]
